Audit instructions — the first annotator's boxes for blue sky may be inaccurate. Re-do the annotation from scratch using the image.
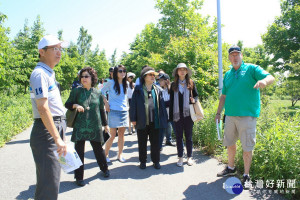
[1,0,281,59]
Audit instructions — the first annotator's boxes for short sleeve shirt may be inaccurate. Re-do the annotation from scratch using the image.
[30,62,65,118]
[101,79,128,111]
[222,62,270,117]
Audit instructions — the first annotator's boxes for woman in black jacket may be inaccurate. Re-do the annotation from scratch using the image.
[169,63,199,167]
[129,66,168,170]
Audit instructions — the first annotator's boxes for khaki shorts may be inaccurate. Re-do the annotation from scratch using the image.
[223,116,257,152]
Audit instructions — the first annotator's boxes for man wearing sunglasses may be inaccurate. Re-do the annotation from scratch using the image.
[215,45,275,189]
[29,35,69,200]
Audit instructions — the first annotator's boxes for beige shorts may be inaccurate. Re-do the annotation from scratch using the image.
[223,116,257,152]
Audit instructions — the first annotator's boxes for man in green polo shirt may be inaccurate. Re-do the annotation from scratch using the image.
[215,45,275,188]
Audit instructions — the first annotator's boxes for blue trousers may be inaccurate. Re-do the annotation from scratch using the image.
[174,116,194,157]
[159,121,173,148]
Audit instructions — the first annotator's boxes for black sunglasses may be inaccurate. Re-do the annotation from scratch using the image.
[118,69,127,73]
[81,75,91,79]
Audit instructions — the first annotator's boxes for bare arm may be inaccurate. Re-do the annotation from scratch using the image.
[101,95,110,112]
[254,75,275,89]
[215,94,226,123]
[36,98,67,156]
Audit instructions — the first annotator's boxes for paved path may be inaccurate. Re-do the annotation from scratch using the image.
[0,126,285,200]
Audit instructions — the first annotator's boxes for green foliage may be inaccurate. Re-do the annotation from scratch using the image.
[0,91,71,147]
[195,99,300,198]
[0,94,32,147]
[262,0,300,72]
[0,13,22,93]
[13,16,44,93]
[121,0,224,100]
[193,97,222,154]
[77,26,92,56]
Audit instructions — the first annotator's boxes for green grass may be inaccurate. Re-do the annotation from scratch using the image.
[269,99,299,117]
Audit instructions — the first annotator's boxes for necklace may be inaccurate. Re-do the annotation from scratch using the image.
[83,88,92,110]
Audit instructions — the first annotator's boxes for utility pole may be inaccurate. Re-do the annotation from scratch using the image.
[217,0,223,95]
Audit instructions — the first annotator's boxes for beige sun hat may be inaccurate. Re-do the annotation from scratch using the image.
[172,63,192,77]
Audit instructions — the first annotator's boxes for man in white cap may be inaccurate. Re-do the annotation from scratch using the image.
[30,35,68,200]
[215,45,275,189]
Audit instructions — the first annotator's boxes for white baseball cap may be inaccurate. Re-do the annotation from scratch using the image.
[38,35,69,49]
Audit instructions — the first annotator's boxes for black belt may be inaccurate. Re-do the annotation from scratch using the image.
[34,116,66,122]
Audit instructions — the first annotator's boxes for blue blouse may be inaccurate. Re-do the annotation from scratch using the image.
[101,79,128,111]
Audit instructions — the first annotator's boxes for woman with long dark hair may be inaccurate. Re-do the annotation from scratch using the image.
[101,65,129,163]
[65,67,110,187]
[169,63,199,167]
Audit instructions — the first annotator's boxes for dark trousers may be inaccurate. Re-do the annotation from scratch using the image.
[74,140,108,180]
[137,123,160,164]
[30,118,66,200]
[174,116,194,157]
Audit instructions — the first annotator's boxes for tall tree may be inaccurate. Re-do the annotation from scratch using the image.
[0,13,21,93]
[121,0,219,99]
[262,0,300,72]
[110,48,118,67]
[13,16,44,93]
[77,26,92,56]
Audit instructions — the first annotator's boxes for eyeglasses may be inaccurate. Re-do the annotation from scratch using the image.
[43,47,64,52]
[147,74,156,77]
[118,69,127,73]
[81,75,91,79]
[128,76,133,79]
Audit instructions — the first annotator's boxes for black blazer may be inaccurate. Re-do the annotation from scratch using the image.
[129,84,168,130]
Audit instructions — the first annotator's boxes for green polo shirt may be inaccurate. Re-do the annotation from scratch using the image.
[222,62,270,117]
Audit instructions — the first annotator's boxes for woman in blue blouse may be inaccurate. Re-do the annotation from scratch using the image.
[101,65,129,163]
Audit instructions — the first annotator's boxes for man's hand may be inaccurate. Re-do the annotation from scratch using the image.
[254,80,267,89]
[215,114,221,123]
[55,138,67,157]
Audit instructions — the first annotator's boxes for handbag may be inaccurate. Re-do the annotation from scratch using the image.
[66,109,78,128]
[189,88,204,122]
[66,89,79,128]
[102,130,111,146]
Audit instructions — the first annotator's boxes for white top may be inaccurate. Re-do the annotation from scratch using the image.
[127,82,135,99]
[161,87,170,102]
[30,62,65,118]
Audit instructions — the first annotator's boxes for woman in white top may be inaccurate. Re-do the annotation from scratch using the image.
[127,72,136,134]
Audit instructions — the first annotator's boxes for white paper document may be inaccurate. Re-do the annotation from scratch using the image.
[216,120,222,141]
[53,144,83,173]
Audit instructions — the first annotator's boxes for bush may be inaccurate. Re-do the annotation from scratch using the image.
[194,99,300,198]
[0,91,71,147]
[193,97,223,155]
[0,93,33,147]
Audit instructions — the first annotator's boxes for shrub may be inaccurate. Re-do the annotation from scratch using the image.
[0,91,71,147]
[194,99,300,198]
[0,93,32,147]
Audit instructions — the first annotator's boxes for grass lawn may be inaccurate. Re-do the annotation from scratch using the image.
[269,99,299,117]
